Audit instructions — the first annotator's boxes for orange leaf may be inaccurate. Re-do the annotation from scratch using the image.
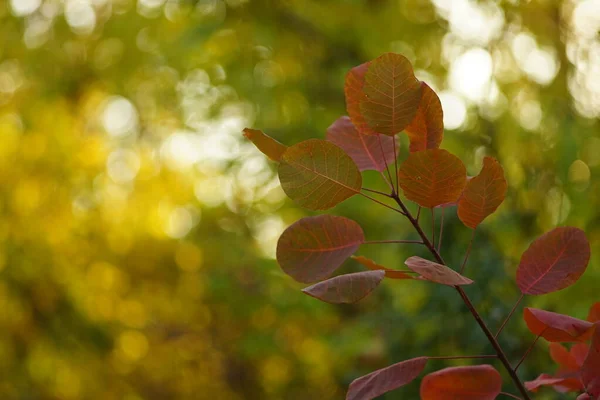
[398,149,467,208]
[404,256,473,286]
[420,365,501,400]
[352,256,416,280]
[302,271,385,304]
[525,374,580,393]
[523,308,594,342]
[405,82,443,152]
[346,357,428,400]
[278,139,362,210]
[588,302,600,323]
[345,62,380,136]
[326,116,397,172]
[516,227,591,295]
[549,343,581,372]
[457,157,507,229]
[276,215,364,283]
[243,128,288,161]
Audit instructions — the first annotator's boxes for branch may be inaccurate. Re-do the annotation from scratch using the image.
[500,392,523,400]
[389,193,532,400]
[495,294,525,339]
[363,240,423,245]
[358,192,405,215]
[362,187,393,197]
[427,354,497,360]
[459,229,476,274]
[514,331,544,372]
[437,207,445,252]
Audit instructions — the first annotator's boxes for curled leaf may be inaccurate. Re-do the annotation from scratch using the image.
[398,149,467,208]
[516,227,591,295]
[346,357,428,400]
[326,116,397,172]
[352,255,416,280]
[404,256,473,286]
[276,215,364,283]
[457,157,507,229]
[278,139,362,210]
[405,82,443,152]
[523,307,594,342]
[243,128,288,162]
[420,365,502,400]
[302,271,385,304]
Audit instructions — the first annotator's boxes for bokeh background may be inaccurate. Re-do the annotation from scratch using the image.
[0,0,599,398]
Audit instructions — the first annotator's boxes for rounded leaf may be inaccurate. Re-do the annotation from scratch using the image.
[302,270,385,304]
[276,215,364,283]
[398,149,467,208]
[347,357,428,400]
[345,62,380,136]
[352,255,416,280]
[420,365,502,400]
[326,116,397,172]
[243,128,287,162]
[458,157,507,229]
[278,139,362,210]
[516,227,591,295]
[404,256,473,286]
[405,82,444,152]
[523,307,594,342]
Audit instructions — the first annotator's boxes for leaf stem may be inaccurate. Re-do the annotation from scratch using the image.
[378,135,396,194]
[427,354,498,360]
[431,208,436,249]
[358,192,405,216]
[437,207,445,252]
[514,332,543,372]
[392,135,399,193]
[416,206,421,222]
[363,240,424,245]
[459,229,476,274]
[500,392,523,400]
[362,187,393,197]
[389,193,532,400]
[495,294,525,339]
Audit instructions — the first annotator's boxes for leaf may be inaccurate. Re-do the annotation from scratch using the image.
[457,157,507,229]
[326,116,397,172]
[577,394,592,400]
[276,215,364,283]
[516,227,591,295]
[352,255,416,280]
[405,82,444,152]
[549,343,581,372]
[347,53,422,136]
[581,323,600,398]
[398,149,467,208]
[346,357,428,400]
[302,271,385,304]
[404,256,473,286]
[278,139,362,210]
[588,302,600,323]
[420,365,502,400]
[242,128,287,162]
[523,308,594,342]
[525,374,577,392]
[572,343,591,366]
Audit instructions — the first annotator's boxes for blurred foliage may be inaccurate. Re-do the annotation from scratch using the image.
[0,0,599,399]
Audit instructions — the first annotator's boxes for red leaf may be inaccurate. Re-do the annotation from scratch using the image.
[243,128,287,161]
[352,256,416,280]
[516,227,591,295]
[278,139,362,210]
[588,302,600,323]
[577,394,592,400]
[405,82,444,152]
[302,271,385,304]
[572,343,591,366]
[582,323,600,398]
[346,357,428,400]
[525,373,576,392]
[398,149,467,208]
[549,343,581,372]
[420,365,502,400]
[276,215,364,283]
[523,307,594,342]
[404,256,473,286]
[347,53,422,136]
[326,116,397,172]
[457,157,507,229]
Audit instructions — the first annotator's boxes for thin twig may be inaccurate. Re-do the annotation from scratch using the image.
[416,206,421,222]
[514,332,544,372]
[358,193,406,215]
[362,187,393,197]
[393,135,399,193]
[431,208,436,249]
[427,354,498,360]
[363,240,423,245]
[500,392,523,400]
[495,294,525,339]
[437,207,445,252]
[459,229,476,274]
[378,135,396,194]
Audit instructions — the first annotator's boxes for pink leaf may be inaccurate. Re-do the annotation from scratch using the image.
[582,323,600,398]
[523,308,595,342]
[302,271,385,304]
[404,256,473,286]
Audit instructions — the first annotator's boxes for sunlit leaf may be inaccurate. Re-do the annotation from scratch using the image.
[352,255,416,280]
[302,271,385,304]
[420,365,502,400]
[326,116,397,172]
[398,149,467,208]
[405,82,443,152]
[242,128,288,162]
[457,157,507,229]
[278,139,362,210]
[404,256,473,286]
[276,215,364,283]
[523,307,594,342]
[581,323,600,397]
[588,302,600,323]
[352,53,423,136]
[516,227,591,295]
[346,357,428,400]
